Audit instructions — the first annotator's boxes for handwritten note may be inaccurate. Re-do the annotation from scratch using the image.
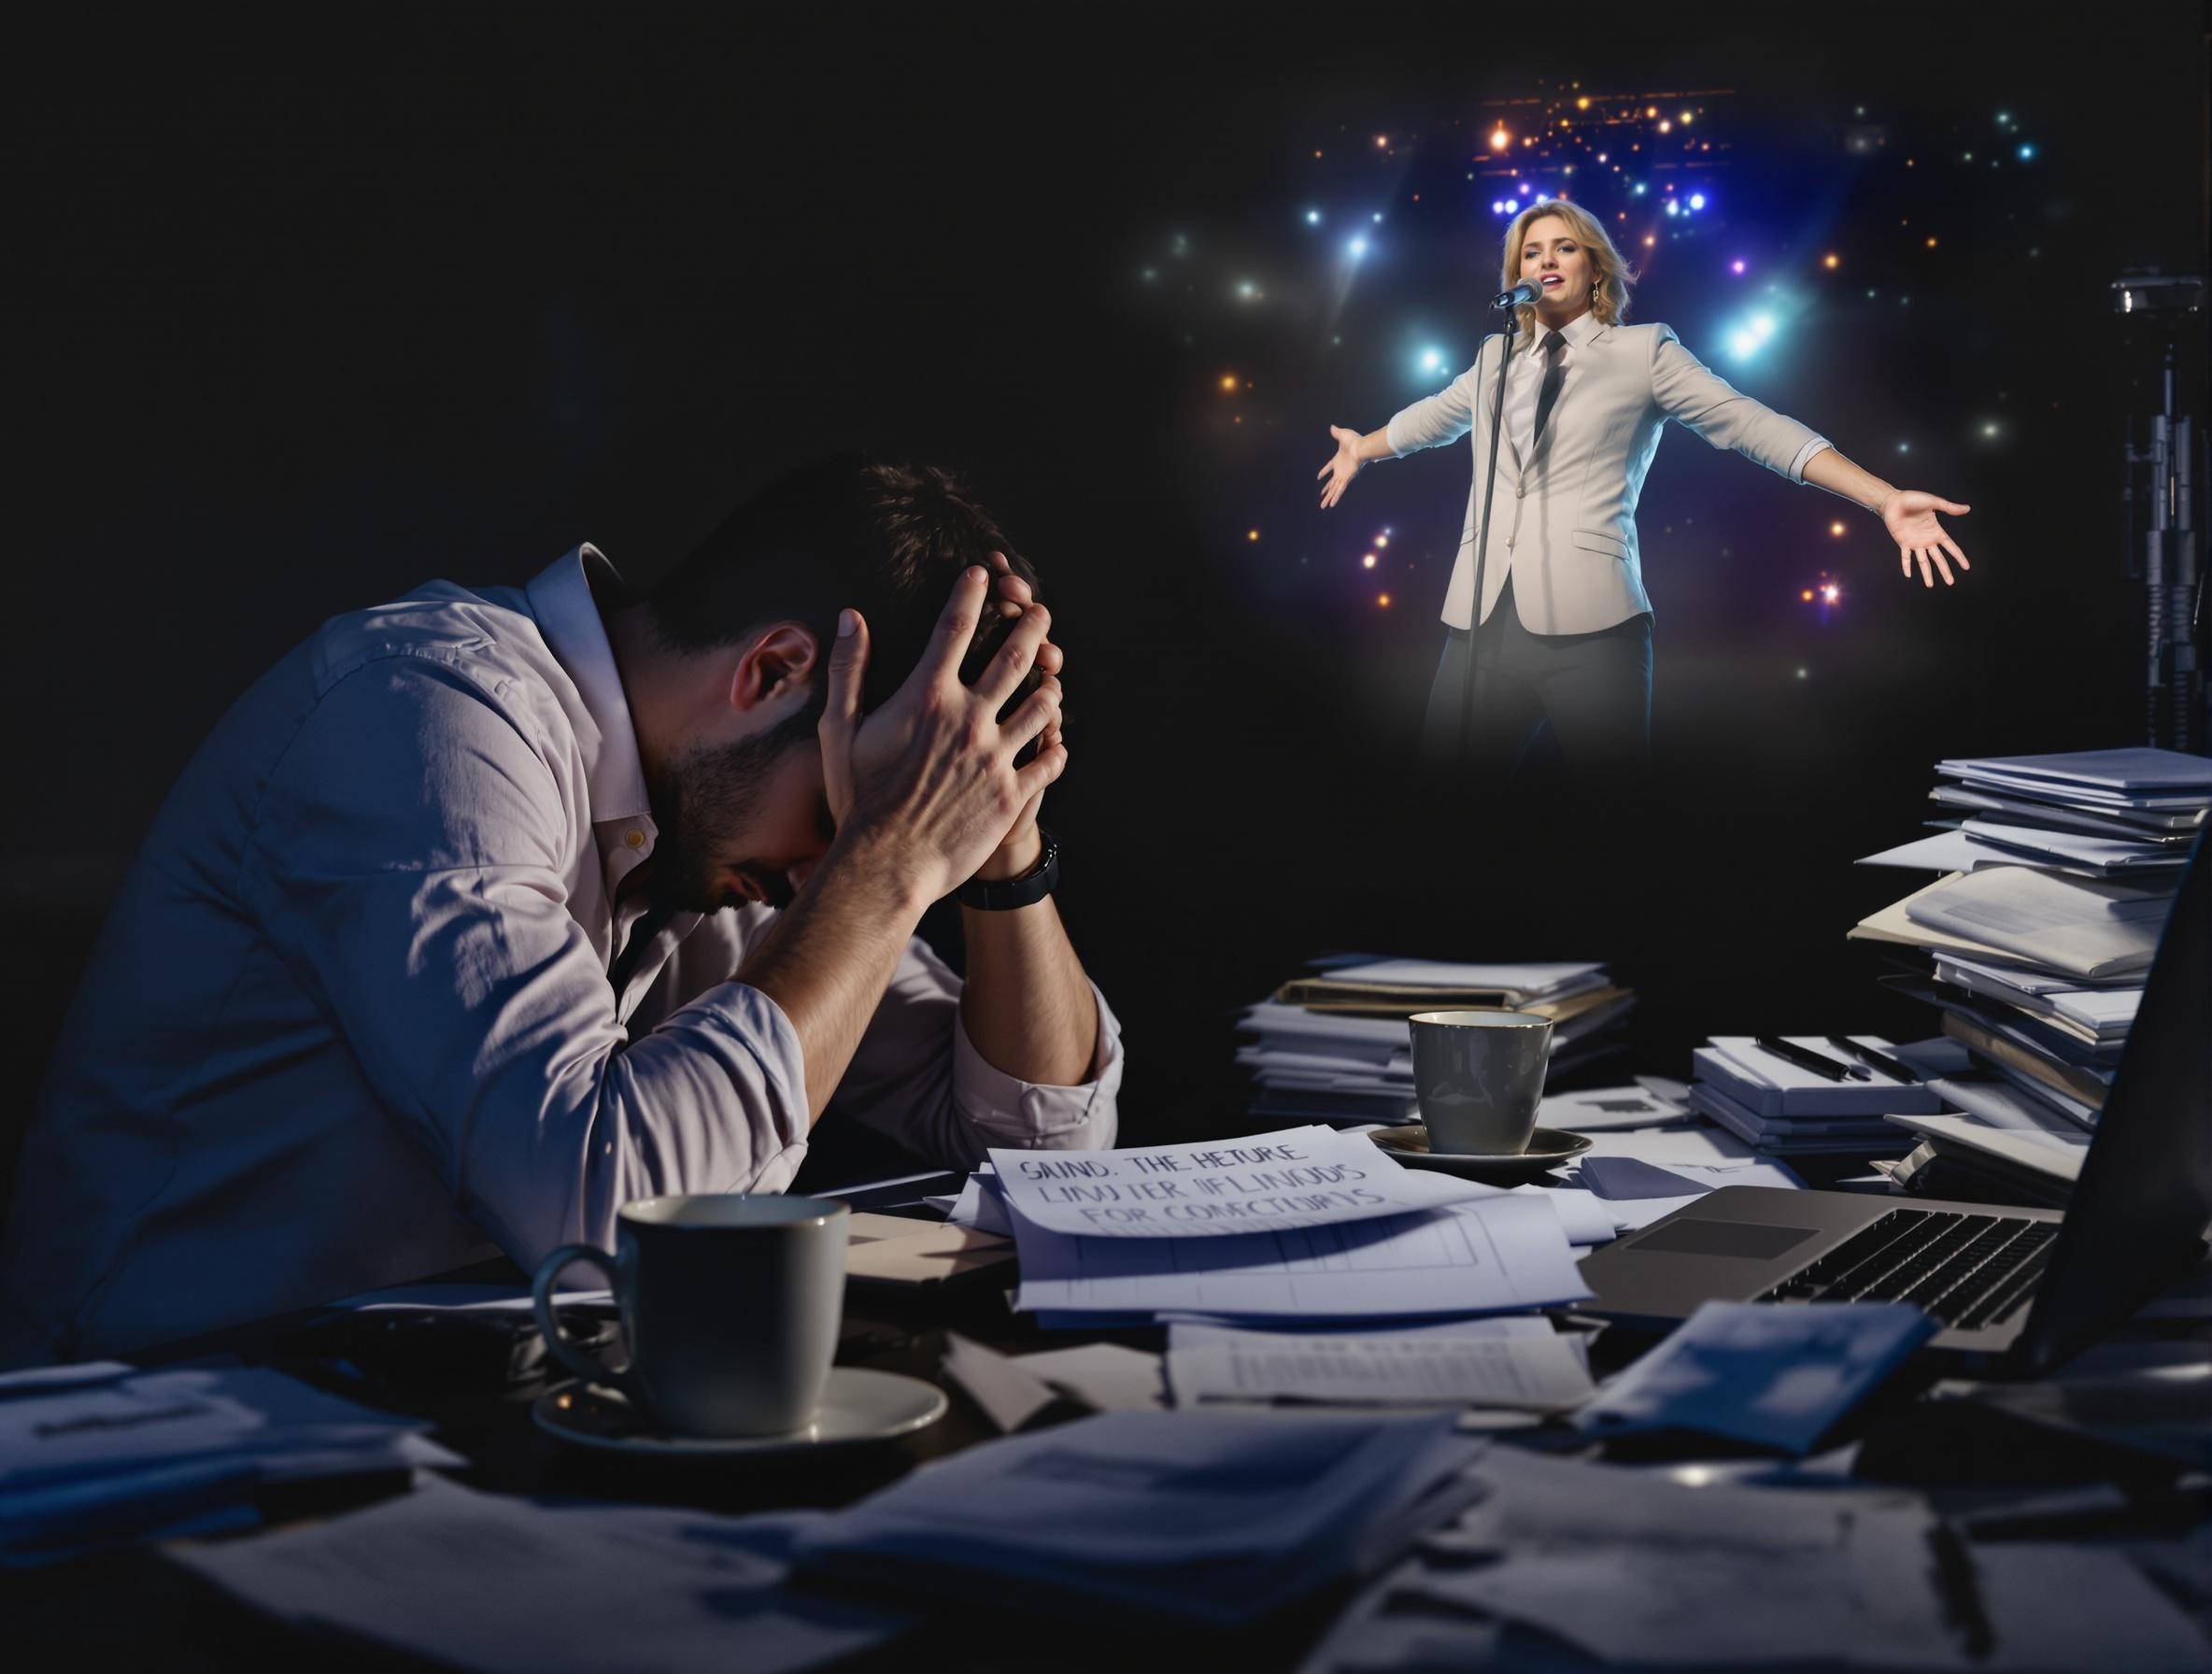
[987,1126,1493,1239]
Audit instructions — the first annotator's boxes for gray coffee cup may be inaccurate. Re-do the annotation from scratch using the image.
[1408,1009,1553,1155]
[532,1194,849,1437]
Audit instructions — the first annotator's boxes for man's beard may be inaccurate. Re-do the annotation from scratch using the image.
[644,712,813,914]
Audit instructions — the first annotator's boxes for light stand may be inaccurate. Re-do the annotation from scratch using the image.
[2114,271,2206,752]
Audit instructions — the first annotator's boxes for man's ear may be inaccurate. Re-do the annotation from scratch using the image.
[728,622,821,714]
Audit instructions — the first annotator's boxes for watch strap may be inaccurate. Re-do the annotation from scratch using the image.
[957,829,1059,911]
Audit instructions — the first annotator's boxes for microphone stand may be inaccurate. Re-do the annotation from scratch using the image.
[1459,306,1521,769]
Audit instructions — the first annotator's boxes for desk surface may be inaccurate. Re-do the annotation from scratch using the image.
[8,1216,2210,1673]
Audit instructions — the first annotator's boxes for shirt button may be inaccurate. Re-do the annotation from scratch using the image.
[624,830,645,849]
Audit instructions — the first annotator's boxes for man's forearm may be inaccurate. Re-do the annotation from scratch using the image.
[737,828,933,1124]
[1803,447,1895,514]
[959,887,1099,1087]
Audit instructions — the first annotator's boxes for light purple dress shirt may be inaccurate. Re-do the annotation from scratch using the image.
[1,546,1121,1362]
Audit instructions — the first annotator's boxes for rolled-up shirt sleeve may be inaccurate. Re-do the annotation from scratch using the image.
[1386,356,1481,458]
[825,938,1122,1168]
[238,651,812,1271]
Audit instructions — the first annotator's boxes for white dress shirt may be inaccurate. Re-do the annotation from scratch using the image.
[1496,310,1829,490]
[1,546,1122,1363]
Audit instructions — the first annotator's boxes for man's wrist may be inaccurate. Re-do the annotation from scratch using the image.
[823,819,940,919]
[973,826,1043,883]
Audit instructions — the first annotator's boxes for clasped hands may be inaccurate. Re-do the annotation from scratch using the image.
[817,555,1066,903]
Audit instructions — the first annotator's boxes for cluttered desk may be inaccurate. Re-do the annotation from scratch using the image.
[5,748,2210,1672]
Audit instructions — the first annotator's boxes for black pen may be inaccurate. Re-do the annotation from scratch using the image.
[1928,1518,1995,1660]
[1752,1035,1865,1082]
[1824,1035,1922,1084]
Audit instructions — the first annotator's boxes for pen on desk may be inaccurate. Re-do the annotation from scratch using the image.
[1823,1035,1921,1084]
[1751,1035,1865,1082]
[1927,1517,1994,1659]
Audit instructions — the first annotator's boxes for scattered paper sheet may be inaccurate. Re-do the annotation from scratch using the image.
[1510,1185,1617,1245]
[0,1363,460,1567]
[1536,1084,1691,1131]
[1015,1343,1168,1412]
[1407,1447,1961,1668]
[1012,1195,1592,1322]
[1577,1301,1937,1454]
[941,1334,1065,1433]
[989,1128,1496,1239]
[173,1473,909,1674]
[790,1408,1484,1625]
[1166,1322,1595,1411]
[844,1212,1013,1283]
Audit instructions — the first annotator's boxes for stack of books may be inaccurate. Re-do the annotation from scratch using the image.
[1235,958,1635,1130]
[1684,1036,1942,1156]
[1850,747,2209,1197]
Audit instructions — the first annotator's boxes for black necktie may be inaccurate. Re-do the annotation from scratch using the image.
[1530,330,1567,450]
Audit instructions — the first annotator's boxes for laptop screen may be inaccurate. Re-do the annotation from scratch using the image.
[2020,827,2211,1372]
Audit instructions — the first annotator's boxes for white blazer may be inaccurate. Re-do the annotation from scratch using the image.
[1387,319,1830,635]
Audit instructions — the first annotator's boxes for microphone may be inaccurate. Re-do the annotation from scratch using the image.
[1491,280,1542,310]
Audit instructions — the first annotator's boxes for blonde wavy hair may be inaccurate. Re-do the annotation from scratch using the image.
[1498,198,1636,348]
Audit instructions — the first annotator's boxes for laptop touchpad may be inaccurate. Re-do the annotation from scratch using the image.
[1630,1220,1819,1260]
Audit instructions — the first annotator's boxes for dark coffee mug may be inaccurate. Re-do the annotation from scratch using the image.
[532,1194,848,1437]
[1408,1009,1553,1155]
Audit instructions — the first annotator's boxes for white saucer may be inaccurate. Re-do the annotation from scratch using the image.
[532,1367,947,1458]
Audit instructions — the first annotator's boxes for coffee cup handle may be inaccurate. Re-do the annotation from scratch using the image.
[531,1243,642,1402]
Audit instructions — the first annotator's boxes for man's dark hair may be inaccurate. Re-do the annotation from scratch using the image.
[646,456,1043,716]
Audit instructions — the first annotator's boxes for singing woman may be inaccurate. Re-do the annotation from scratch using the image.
[1317,197,1972,774]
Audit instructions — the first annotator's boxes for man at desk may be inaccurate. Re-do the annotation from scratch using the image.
[1,459,1121,1363]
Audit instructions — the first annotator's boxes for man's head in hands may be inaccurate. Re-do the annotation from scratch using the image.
[605,457,1051,915]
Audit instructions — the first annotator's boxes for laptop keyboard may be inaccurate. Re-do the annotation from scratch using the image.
[1756,1209,2056,1329]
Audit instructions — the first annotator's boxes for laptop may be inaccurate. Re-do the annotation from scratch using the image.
[1578,830,2210,1376]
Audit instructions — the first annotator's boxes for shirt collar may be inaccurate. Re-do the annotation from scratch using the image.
[524,544,652,827]
[1546,308,1604,350]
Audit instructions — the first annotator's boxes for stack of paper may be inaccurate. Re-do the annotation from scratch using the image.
[1686,1037,1942,1156]
[0,1361,459,1567]
[1238,958,1636,1129]
[985,1128,1593,1327]
[789,1408,1484,1625]
[1850,749,2205,1164]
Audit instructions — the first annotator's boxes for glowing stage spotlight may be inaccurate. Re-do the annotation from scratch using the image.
[1346,235,1369,261]
[1689,193,1707,210]
[1724,310,1780,363]
[1417,347,1449,376]
[2017,144,2035,161]
[1305,208,1322,225]
[1731,260,1747,275]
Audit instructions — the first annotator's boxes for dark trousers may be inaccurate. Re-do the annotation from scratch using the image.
[1420,576,1652,780]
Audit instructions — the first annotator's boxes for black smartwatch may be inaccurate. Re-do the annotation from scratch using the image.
[957,828,1059,911]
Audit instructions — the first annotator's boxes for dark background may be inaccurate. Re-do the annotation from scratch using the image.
[7,4,2206,1156]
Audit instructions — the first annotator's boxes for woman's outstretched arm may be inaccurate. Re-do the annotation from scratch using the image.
[1802,447,1973,588]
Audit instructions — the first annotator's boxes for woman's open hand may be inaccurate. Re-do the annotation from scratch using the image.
[1880,490,1972,588]
[1316,425,1366,510]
